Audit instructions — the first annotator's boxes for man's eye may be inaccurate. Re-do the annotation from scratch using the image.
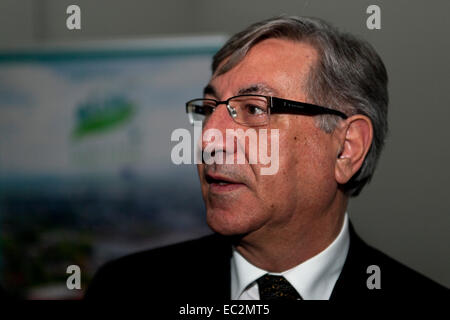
[245,104,266,115]
[200,105,215,116]
[204,106,214,115]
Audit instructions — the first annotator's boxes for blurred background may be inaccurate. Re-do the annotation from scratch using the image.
[0,0,448,298]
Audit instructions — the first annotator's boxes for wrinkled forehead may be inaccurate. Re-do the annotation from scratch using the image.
[214,37,319,76]
[208,39,318,99]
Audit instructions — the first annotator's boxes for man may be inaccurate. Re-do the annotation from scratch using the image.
[86,16,447,300]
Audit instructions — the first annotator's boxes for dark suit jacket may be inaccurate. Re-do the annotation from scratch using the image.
[85,223,448,300]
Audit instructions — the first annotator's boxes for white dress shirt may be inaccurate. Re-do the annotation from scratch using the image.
[230,213,350,300]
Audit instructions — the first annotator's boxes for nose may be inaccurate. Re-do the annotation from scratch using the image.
[203,102,235,128]
[200,102,241,159]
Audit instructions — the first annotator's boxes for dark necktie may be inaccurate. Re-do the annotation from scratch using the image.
[257,274,303,300]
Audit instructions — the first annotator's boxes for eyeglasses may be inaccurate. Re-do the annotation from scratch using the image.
[185,94,347,127]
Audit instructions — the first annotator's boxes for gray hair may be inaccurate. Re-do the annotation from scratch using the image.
[212,16,388,197]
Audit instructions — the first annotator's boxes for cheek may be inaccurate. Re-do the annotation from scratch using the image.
[296,133,337,196]
[278,123,336,196]
[249,132,300,206]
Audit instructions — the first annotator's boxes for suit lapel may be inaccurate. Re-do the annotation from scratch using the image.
[200,233,233,300]
[330,222,373,300]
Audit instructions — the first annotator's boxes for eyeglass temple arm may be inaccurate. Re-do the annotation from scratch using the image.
[270,97,348,119]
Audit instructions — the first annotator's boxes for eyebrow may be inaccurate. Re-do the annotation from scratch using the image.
[237,83,278,96]
[203,84,217,97]
[203,83,278,98]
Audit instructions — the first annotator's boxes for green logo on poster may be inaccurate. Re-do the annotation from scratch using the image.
[73,95,135,139]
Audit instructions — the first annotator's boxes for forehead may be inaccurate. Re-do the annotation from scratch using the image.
[209,38,318,99]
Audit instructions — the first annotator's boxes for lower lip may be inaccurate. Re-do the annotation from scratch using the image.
[209,182,245,193]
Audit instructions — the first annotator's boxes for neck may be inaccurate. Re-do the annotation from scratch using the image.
[235,197,347,273]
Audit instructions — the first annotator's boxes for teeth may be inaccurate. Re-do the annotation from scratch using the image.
[218,182,229,185]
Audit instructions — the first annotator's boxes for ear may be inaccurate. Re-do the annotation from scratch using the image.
[335,115,373,185]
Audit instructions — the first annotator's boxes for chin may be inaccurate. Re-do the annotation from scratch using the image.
[205,206,261,236]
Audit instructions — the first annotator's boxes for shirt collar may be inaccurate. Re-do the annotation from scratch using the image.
[231,213,350,300]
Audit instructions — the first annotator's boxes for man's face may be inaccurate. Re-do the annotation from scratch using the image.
[197,38,340,240]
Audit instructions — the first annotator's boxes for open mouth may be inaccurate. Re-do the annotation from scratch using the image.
[206,175,232,185]
[205,173,245,192]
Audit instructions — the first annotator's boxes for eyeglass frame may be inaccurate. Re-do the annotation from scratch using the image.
[185,94,348,126]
